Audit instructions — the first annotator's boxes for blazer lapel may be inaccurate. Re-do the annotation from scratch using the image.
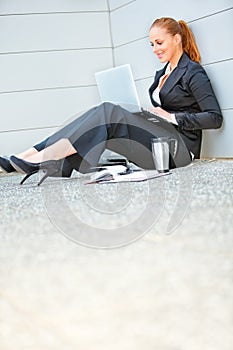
[149,64,167,105]
[154,66,167,86]
[160,53,190,97]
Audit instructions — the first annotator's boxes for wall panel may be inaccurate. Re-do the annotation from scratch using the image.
[110,0,233,47]
[201,110,233,158]
[0,128,57,155]
[0,0,108,14]
[114,38,161,79]
[205,60,233,111]
[108,1,135,11]
[0,13,111,53]
[0,0,112,156]
[0,87,101,132]
[0,49,112,93]
[190,10,233,65]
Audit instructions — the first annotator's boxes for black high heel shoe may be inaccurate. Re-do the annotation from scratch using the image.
[10,156,73,186]
[0,156,16,173]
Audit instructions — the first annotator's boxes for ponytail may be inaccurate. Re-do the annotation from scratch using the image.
[150,17,201,63]
[178,20,201,63]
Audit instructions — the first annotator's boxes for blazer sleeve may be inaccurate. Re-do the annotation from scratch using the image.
[174,66,223,131]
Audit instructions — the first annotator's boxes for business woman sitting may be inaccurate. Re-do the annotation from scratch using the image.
[0,17,222,185]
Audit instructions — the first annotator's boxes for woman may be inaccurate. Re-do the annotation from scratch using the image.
[0,17,222,185]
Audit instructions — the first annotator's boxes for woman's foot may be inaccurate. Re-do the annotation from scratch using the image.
[16,147,39,160]
[0,148,39,173]
[10,156,73,185]
[0,156,16,173]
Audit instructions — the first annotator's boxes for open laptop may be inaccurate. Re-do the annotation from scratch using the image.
[95,63,167,128]
[95,64,142,113]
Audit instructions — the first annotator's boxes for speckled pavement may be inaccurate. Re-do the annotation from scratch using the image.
[0,160,232,350]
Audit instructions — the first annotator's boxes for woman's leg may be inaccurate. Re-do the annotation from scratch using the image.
[15,139,79,177]
[13,102,191,172]
[13,139,78,177]
[67,102,191,169]
[22,138,77,163]
[15,137,51,160]
[33,102,191,170]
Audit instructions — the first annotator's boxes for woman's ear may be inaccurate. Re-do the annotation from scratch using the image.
[174,33,182,45]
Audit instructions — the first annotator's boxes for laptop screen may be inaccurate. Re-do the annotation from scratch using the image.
[95,64,141,113]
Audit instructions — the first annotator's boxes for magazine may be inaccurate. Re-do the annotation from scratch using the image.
[86,165,170,184]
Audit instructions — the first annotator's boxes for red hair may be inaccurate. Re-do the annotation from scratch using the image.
[150,17,201,63]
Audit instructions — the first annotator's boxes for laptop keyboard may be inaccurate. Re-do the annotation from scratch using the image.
[133,109,162,124]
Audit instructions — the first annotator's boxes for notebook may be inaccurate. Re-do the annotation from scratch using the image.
[95,64,141,113]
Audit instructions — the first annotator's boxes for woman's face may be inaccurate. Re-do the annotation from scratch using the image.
[149,25,182,64]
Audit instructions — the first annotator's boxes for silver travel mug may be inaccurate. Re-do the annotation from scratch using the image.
[151,137,177,173]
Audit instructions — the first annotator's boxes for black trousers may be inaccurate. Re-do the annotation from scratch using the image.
[34,102,191,174]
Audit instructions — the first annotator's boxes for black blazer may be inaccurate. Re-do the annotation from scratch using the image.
[149,53,223,158]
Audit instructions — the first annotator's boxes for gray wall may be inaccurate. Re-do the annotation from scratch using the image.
[1,0,232,157]
[0,0,113,154]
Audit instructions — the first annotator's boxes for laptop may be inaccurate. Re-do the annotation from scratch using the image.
[95,64,142,113]
[95,64,167,128]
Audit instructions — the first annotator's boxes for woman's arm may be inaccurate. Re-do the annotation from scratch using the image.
[173,67,223,131]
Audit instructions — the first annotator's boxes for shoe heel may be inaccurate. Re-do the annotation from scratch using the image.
[38,172,49,186]
[20,172,37,185]
[37,169,60,186]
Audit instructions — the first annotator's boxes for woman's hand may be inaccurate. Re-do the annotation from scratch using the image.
[150,107,173,122]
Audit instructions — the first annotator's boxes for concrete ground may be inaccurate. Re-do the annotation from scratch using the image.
[0,159,232,350]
